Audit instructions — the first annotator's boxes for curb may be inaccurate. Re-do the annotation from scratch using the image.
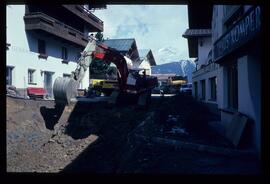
[134,133,256,158]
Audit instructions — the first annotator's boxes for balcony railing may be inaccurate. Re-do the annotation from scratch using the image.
[80,5,103,23]
[62,5,103,32]
[24,12,89,47]
[192,62,219,78]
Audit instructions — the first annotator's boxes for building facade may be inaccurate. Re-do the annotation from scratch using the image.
[6,5,104,98]
[102,39,157,75]
[184,5,261,155]
[183,5,219,115]
[212,5,261,153]
[137,49,157,75]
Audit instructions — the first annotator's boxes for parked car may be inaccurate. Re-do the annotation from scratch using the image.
[179,83,192,94]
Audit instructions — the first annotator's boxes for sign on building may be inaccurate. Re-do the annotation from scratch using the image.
[213,6,261,62]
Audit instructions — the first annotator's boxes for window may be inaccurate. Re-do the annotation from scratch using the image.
[62,47,68,60]
[209,77,217,101]
[201,80,205,100]
[227,63,238,109]
[207,50,213,64]
[38,39,46,54]
[194,82,198,99]
[6,43,11,50]
[28,69,36,84]
[63,73,71,78]
[6,66,13,85]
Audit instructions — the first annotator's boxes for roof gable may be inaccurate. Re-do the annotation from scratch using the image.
[138,49,150,59]
[102,38,135,51]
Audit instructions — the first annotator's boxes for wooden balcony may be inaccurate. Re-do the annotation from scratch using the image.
[24,12,89,47]
[62,5,103,32]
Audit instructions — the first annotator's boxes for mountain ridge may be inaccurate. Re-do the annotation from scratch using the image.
[151,60,196,82]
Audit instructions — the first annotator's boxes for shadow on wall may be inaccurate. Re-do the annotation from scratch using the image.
[26,31,78,60]
[26,31,38,53]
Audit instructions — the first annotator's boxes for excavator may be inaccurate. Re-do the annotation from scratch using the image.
[53,36,158,106]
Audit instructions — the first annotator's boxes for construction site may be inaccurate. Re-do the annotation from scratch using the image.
[7,92,259,173]
[6,4,261,174]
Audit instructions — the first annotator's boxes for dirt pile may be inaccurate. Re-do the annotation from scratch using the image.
[6,96,151,172]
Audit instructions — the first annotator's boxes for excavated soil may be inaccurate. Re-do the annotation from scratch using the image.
[6,95,260,173]
[6,96,151,172]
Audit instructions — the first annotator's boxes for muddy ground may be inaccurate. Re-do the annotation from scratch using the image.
[6,95,260,173]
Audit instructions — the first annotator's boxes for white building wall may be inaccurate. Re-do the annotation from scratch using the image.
[212,5,224,44]
[238,54,261,152]
[139,59,151,75]
[192,35,218,105]
[197,37,212,68]
[212,5,261,154]
[192,69,218,104]
[6,5,89,94]
[217,66,227,109]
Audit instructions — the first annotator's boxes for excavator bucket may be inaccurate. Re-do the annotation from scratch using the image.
[53,77,79,105]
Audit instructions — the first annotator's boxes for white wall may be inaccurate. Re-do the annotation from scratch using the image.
[238,54,261,152]
[192,68,218,104]
[218,54,261,152]
[192,34,218,105]
[139,59,151,75]
[197,36,212,68]
[212,5,224,43]
[217,66,227,109]
[6,5,90,94]
[202,5,261,154]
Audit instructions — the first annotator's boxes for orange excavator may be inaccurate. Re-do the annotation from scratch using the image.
[53,36,158,106]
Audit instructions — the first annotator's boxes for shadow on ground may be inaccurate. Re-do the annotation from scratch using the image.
[38,94,259,173]
[61,100,153,172]
[40,104,65,130]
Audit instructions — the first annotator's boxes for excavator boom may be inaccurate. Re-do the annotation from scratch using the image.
[53,37,97,105]
[53,36,157,106]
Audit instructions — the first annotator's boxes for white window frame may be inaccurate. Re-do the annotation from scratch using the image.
[28,69,36,84]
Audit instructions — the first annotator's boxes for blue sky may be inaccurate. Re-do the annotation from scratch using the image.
[93,5,190,65]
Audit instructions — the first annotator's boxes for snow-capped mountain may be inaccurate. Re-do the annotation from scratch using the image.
[156,46,181,64]
[151,60,196,82]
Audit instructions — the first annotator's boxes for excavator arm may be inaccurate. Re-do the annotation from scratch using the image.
[53,36,130,105]
[53,35,156,106]
[96,44,129,91]
[53,37,97,105]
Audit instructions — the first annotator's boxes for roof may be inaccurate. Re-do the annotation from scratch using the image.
[188,4,213,29]
[102,38,135,51]
[138,49,150,59]
[182,29,212,38]
[183,4,212,58]
[138,49,157,66]
[182,29,211,58]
